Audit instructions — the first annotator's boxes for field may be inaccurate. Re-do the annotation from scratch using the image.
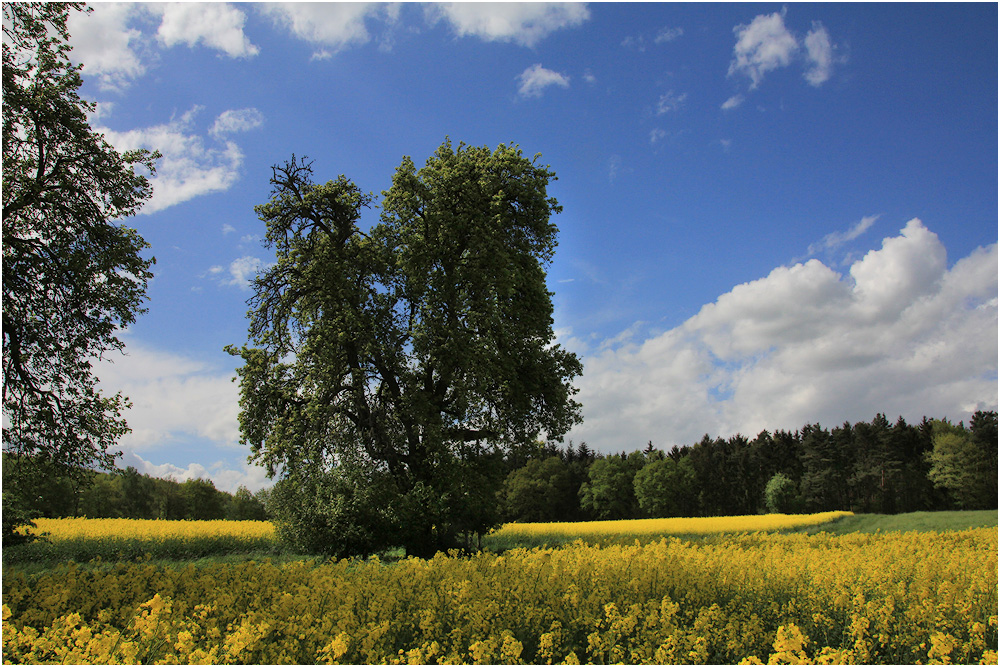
[2,512,997,664]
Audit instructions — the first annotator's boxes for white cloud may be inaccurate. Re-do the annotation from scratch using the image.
[728,10,799,89]
[152,3,258,58]
[517,64,570,98]
[210,108,265,137]
[721,94,745,110]
[429,2,590,48]
[67,3,148,91]
[565,220,998,452]
[225,256,271,289]
[97,342,241,454]
[805,215,879,257]
[650,128,667,144]
[67,3,258,90]
[260,3,389,58]
[221,224,236,235]
[656,90,687,114]
[727,10,843,96]
[120,451,273,493]
[95,107,247,214]
[804,22,837,87]
[655,26,683,44]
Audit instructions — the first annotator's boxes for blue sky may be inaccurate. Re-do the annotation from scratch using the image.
[65,2,997,492]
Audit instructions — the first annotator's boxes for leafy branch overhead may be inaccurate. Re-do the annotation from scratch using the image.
[2,3,159,480]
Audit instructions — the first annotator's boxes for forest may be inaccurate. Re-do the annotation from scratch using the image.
[5,409,995,532]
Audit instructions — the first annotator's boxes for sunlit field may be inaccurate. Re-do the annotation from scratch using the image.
[6,518,280,565]
[3,524,996,664]
[487,511,854,549]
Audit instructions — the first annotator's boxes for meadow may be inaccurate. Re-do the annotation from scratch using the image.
[2,512,997,664]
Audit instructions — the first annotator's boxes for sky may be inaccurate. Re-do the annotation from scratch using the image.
[59,2,998,492]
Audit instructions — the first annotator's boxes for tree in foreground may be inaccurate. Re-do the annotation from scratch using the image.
[2,2,158,540]
[227,140,582,557]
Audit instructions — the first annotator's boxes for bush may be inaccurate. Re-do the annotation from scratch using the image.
[764,473,800,514]
[266,469,399,559]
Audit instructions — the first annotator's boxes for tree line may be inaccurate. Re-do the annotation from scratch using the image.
[501,410,997,523]
[2,455,268,528]
[7,409,994,537]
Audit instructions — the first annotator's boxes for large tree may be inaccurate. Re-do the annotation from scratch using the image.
[227,140,582,556]
[2,2,158,531]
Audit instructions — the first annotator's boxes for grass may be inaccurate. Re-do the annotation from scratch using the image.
[794,509,998,535]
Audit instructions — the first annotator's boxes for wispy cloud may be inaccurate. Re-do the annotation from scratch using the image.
[517,64,570,98]
[721,94,745,111]
[655,26,683,44]
[210,108,265,138]
[656,90,687,114]
[805,215,879,257]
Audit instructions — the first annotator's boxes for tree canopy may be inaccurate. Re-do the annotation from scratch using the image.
[227,140,582,556]
[2,2,158,509]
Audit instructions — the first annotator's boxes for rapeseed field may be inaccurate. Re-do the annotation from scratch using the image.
[2,514,996,664]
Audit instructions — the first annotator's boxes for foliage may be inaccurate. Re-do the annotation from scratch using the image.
[927,416,998,510]
[2,2,158,541]
[3,527,995,664]
[764,472,800,514]
[227,140,582,556]
[503,456,579,523]
[578,452,643,520]
[265,468,398,560]
[633,455,697,518]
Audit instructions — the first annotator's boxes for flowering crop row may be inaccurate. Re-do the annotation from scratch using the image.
[3,527,996,664]
[23,518,276,542]
[490,511,854,545]
[6,518,280,565]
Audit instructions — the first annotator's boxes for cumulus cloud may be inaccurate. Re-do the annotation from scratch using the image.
[726,10,844,97]
[152,3,258,58]
[517,64,570,98]
[95,107,250,214]
[97,342,241,455]
[260,3,393,59]
[120,451,273,493]
[67,3,258,89]
[67,3,148,91]
[728,9,799,89]
[429,2,590,48]
[565,220,998,452]
[803,22,838,87]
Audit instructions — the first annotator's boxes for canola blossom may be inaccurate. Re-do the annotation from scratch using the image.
[23,518,276,542]
[3,527,996,664]
[10,518,278,564]
[491,511,854,542]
